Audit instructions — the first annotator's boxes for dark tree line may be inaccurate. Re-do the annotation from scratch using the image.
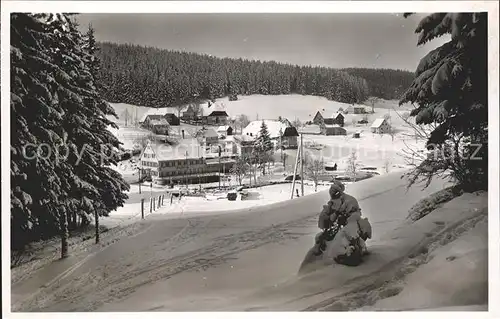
[343,67,415,100]
[95,42,413,108]
[11,14,129,256]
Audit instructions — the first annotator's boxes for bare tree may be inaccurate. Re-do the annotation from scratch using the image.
[121,109,130,126]
[134,133,156,150]
[189,102,203,120]
[174,104,186,119]
[389,126,396,142]
[230,156,250,186]
[238,114,250,134]
[305,153,325,192]
[346,150,360,182]
[367,97,379,113]
[292,118,302,128]
[384,158,392,173]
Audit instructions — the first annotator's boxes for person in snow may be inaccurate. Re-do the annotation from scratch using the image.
[318,180,360,230]
[299,181,371,272]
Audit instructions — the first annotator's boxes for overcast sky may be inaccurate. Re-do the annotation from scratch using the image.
[76,13,448,71]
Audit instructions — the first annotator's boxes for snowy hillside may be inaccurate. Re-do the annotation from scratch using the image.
[109,95,414,124]
[12,172,487,312]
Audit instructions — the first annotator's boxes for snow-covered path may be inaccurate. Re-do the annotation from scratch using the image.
[12,172,461,312]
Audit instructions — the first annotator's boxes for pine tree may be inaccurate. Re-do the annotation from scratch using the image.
[54,16,130,244]
[83,23,130,243]
[10,14,130,256]
[400,13,488,190]
[253,121,273,175]
[10,13,67,250]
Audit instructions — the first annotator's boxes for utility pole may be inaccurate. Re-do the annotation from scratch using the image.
[218,145,222,190]
[135,107,138,127]
[300,133,304,197]
[291,139,301,200]
[138,167,142,194]
[185,151,188,189]
[280,130,284,168]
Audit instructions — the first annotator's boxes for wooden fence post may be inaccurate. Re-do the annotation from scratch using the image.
[141,198,145,219]
[153,197,156,211]
[158,196,161,208]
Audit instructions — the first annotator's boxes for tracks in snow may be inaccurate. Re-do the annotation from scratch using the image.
[19,213,317,311]
[302,207,487,311]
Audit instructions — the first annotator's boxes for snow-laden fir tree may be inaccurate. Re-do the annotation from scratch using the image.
[11,13,129,256]
[253,121,273,175]
[11,13,67,250]
[400,13,488,191]
[46,14,129,248]
[83,23,130,242]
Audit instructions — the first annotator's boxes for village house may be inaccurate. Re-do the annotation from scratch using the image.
[142,114,170,135]
[204,110,229,125]
[281,126,299,149]
[242,119,290,149]
[217,125,233,137]
[323,124,347,136]
[197,128,219,146]
[182,105,197,121]
[312,111,325,126]
[232,134,255,158]
[312,111,345,127]
[370,118,392,134]
[139,139,235,185]
[164,113,180,126]
[344,105,366,114]
[331,112,345,127]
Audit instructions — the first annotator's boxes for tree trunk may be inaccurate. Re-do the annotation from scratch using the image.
[72,211,77,230]
[60,210,69,259]
[95,209,100,244]
[314,181,318,192]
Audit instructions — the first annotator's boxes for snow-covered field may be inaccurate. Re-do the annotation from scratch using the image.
[109,94,415,126]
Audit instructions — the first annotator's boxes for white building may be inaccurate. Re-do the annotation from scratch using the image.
[242,120,289,140]
[370,118,391,134]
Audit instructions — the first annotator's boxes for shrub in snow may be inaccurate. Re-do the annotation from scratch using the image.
[406,186,463,222]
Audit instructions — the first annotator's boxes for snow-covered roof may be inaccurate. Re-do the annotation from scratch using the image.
[371,118,387,128]
[324,124,343,128]
[299,124,322,134]
[146,138,203,161]
[149,118,169,126]
[202,128,218,138]
[217,125,232,132]
[332,112,343,119]
[242,120,289,139]
[139,107,178,122]
[208,110,229,117]
[232,134,255,144]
